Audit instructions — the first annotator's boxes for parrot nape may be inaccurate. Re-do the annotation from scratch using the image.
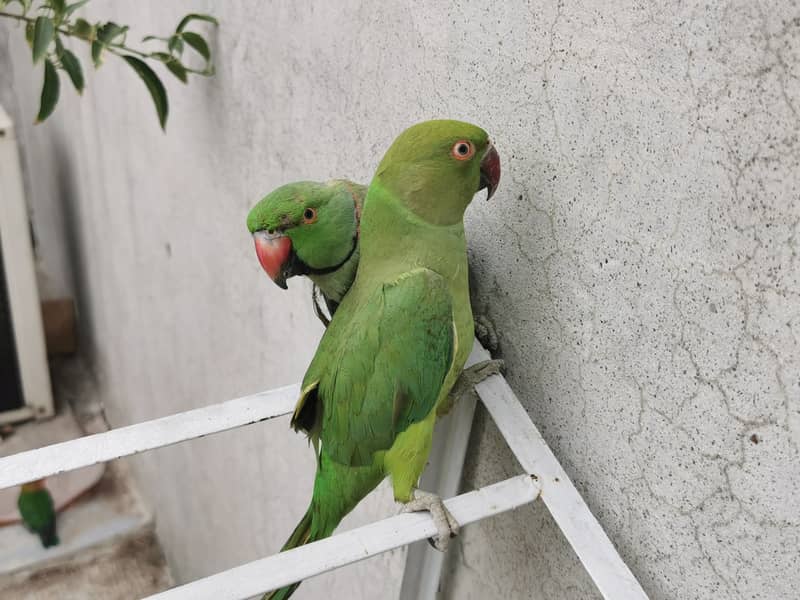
[18,479,59,548]
[247,180,366,324]
[262,120,500,600]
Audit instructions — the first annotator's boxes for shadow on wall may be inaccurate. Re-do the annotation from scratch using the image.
[50,136,93,358]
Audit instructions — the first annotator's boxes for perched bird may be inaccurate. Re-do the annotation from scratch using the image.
[247,179,365,324]
[262,120,500,600]
[18,479,59,548]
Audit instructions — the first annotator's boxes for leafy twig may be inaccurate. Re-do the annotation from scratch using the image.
[0,1,217,129]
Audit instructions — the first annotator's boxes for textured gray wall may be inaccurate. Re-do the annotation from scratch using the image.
[3,1,798,599]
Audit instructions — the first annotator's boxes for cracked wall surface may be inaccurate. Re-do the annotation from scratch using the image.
[3,1,798,598]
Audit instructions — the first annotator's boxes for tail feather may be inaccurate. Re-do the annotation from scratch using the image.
[262,502,336,600]
[38,518,59,548]
[261,451,384,600]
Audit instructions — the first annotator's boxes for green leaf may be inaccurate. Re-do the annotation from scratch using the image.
[180,31,209,61]
[36,59,60,122]
[91,39,103,66]
[60,48,84,93]
[64,0,89,17]
[25,22,34,48]
[148,52,172,62]
[164,59,187,83]
[167,35,183,54]
[122,55,168,130]
[148,53,189,83]
[71,18,94,40]
[32,16,55,63]
[49,0,66,18]
[176,13,218,33]
[97,22,128,44]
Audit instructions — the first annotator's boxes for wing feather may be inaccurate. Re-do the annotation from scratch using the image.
[303,268,454,467]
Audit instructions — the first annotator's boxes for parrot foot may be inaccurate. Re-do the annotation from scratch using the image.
[438,359,506,416]
[401,490,459,552]
[473,314,499,354]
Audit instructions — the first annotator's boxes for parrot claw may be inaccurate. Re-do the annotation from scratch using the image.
[473,314,499,354]
[439,359,506,416]
[401,490,459,552]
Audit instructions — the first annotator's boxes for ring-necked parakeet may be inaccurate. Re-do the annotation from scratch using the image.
[247,179,365,324]
[18,479,59,548]
[261,120,500,600]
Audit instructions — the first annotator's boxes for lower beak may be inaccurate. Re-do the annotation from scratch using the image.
[479,143,501,200]
[253,231,293,289]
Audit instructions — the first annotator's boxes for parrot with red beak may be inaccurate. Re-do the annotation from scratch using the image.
[261,120,500,600]
[247,180,365,323]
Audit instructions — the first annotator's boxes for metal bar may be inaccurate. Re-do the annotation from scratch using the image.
[476,375,649,600]
[0,384,299,490]
[144,475,540,600]
[398,341,491,600]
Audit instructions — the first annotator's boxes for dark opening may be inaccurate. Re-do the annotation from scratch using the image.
[0,238,25,412]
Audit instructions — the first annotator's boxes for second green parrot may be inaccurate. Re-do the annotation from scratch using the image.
[247,179,365,323]
[18,479,59,548]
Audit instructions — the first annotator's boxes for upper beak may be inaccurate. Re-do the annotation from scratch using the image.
[479,143,501,200]
[253,230,293,289]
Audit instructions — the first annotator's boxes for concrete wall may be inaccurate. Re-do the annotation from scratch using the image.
[3,2,798,599]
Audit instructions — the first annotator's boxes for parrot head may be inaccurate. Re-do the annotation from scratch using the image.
[20,479,47,493]
[247,180,363,289]
[373,119,500,225]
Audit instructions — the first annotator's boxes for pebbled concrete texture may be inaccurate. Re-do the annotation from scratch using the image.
[2,1,799,598]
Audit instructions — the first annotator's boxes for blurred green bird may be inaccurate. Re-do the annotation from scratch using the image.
[18,479,59,548]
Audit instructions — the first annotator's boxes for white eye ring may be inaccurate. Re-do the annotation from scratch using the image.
[451,140,475,160]
[303,207,318,224]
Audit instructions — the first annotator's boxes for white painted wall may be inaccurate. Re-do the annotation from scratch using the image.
[2,2,798,599]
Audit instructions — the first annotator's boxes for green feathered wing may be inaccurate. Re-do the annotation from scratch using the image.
[265,268,454,600]
[312,267,454,465]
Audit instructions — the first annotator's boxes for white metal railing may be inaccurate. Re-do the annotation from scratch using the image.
[0,341,649,600]
[146,476,539,600]
[0,385,298,490]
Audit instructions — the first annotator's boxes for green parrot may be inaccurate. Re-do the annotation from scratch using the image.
[260,120,500,599]
[18,479,59,548]
[247,179,365,324]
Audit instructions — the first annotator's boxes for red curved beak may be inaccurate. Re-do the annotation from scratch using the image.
[253,231,293,289]
[479,143,501,200]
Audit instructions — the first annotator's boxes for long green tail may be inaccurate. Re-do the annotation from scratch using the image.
[261,504,322,600]
[262,451,384,600]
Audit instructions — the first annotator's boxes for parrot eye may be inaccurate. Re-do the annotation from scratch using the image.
[303,208,318,224]
[451,140,475,161]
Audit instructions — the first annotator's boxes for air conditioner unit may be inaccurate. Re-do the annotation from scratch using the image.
[0,104,54,424]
